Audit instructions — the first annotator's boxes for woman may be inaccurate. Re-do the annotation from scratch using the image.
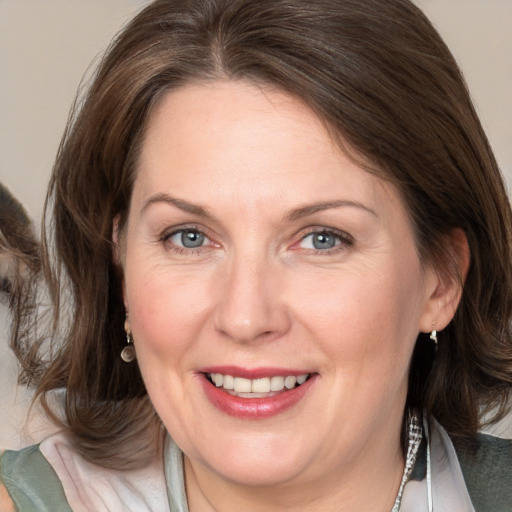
[1,0,511,510]
[0,184,43,452]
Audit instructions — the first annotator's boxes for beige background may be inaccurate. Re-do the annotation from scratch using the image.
[1,1,511,448]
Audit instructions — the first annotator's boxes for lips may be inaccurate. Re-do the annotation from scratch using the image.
[199,367,316,419]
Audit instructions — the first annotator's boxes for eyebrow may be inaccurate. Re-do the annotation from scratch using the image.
[141,194,377,220]
[286,200,378,221]
[141,193,214,219]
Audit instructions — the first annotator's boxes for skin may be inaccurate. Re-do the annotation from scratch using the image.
[119,80,463,511]
[0,476,15,512]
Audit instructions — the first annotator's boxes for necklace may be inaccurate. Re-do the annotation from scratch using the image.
[391,411,424,512]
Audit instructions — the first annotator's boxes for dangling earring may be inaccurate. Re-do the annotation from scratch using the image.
[430,325,438,351]
[121,317,136,363]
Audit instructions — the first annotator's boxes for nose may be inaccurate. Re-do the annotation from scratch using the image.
[213,253,291,344]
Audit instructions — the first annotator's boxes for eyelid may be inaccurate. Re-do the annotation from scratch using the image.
[158,224,353,254]
[160,224,219,252]
[292,226,354,252]
[161,223,207,239]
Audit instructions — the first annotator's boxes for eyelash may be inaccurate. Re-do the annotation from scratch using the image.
[160,225,215,255]
[159,226,354,255]
[295,228,354,254]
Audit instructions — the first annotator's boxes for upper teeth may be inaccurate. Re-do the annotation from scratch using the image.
[209,373,309,393]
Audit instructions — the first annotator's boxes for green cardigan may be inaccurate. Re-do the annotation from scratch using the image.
[455,434,512,511]
[0,444,71,512]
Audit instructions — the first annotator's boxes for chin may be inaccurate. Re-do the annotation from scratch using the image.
[213,458,305,488]
[192,431,314,487]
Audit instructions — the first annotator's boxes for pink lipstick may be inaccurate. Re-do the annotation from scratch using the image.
[198,367,317,419]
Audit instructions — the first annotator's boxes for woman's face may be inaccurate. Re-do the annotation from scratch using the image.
[121,80,439,492]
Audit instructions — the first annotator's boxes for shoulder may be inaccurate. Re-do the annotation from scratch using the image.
[0,445,71,512]
[0,462,15,512]
[454,433,512,512]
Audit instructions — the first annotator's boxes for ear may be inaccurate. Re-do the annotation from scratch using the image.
[112,216,127,306]
[419,228,470,333]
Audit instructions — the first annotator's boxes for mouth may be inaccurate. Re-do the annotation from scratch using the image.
[200,369,317,419]
[206,372,310,397]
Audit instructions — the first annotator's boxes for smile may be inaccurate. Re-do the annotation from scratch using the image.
[200,369,317,419]
[207,373,309,396]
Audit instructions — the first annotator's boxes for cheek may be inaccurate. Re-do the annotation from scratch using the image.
[291,260,425,366]
[124,262,211,360]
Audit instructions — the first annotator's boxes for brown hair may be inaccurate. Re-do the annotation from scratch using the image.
[0,184,43,384]
[0,184,40,292]
[15,0,512,468]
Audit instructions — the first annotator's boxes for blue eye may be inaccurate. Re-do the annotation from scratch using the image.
[168,229,207,248]
[299,231,348,251]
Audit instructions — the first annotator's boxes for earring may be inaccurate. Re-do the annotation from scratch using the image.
[430,326,438,350]
[121,317,136,363]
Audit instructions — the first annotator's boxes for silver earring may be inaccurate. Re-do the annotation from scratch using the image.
[121,318,136,363]
[430,327,438,350]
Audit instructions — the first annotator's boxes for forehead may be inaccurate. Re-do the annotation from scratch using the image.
[133,80,407,227]
[140,80,338,178]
